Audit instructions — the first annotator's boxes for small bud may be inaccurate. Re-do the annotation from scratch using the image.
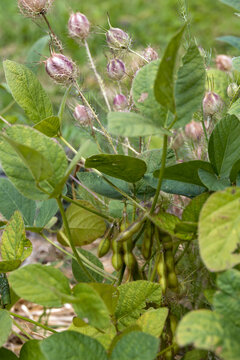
[143,46,158,62]
[185,120,203,141]
[216,55,232,72]
[203,92,222,116]
[107,59,125,80]
[68,12,90,40]
[113,94,128,111]
[73,105,93,126]
[45,53,77,84]
[18,0,54,18]
[106,27,130,50]
[227,83,239,98]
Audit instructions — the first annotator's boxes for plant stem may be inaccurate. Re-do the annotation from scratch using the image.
[156,344,175,357]
[12,319,33,340]
[10,312,57,333]
[56,196,95,282]
[129,48,149,63]
[40,232,75,259]
[41,13,63,53]
[59,136,78,154]
[0,114,11,127]
[201,118,208,143]
[84,40,111,112]
[150,134,168,214]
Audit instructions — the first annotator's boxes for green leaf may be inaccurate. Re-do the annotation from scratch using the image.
[3,60,52,123]
[20,340,47,360]
[154,25,186,113]
[132,60,167,125]
[0,309,12,347]
[228,98,240,120]
[217,35,240,50]
[198,169,230,191]
[108,112,170,137]
[0,260,21,273]
[72,283,111,329]
[26,36,50,74]
[88,283,118,316]
[110,331,159,360]
[85,154,147,183]
[9,264,71,307]
[175,45,206,128]
[0,125,68,200]
[59,201,106,246]
[0,178,36,226]
[198,187,240,271]
[206,68,229,101]
[182,193,209,222]
[208,115,240,177]
[40,331,108,360]
[34,116,60,137]
[136,308,168,337]
[115,281,161,329]
[219,0,240,11]
[230,159,240,183]
[232,56,240,72]
[72,248,104,283]
[182,349,208,360]
[35,199,58,228]
[1,211,32,261]
[0,348,18,360]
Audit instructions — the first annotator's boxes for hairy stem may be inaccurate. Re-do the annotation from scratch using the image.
[10,312,57,333]
[12,319,33,340]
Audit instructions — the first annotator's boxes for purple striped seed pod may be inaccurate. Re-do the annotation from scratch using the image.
[216,55,232,72]
[68,12,90,40]
[73,105,93,126]
[113,94,128,111]
[203,92,222,116]
[107,59,125,81]
[106,27,130,50]
[143,47,158,62]
[45,53,77,84]
[18,0,54,18]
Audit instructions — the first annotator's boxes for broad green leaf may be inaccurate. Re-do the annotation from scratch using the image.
[0,260,21,273]
[228,98,240,120]
[0,125,68,200]
[198,168,230,191]
[85,154,147,183]
[72,283,111,329]
[108,112,171,137]
[217,35,240,51]
[20,340,47,360]
[3,60,52,123]
[0,348,18,360]
[0,309,12,347]
[110,331,159,360]
[214,269,240,327]
[72,248,104,283]
[198,187,240,271]
[9,264,71,307]
[26,36,49,74]
[34,116,60,137]
[132,60,167,125]
[230,159,240,183]
[115,281,161,329]
[219,0,240,11]
[136,308,168,337]
[208,115,240,177]
[35,199,58,228]
[88,283,118,316]
[175,45,206,128]
[0,178,36,226]
[1,211,32,261]
[40,331,108,360]
[154,25,186,113]
[154,211,192,240]
[232,56,240,72]
[140,149,176,173]
[182,193,209,222]
[59,201,106,246]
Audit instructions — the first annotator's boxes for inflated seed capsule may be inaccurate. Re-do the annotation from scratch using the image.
[68,12,90,40]
[227,83,239,98]
[73,105,93,126]
[45,53,77,85]
[143,46,158,62]
[203,91,222,116]
[18,0,54,18]
[113,94,128,111]
[98,237,111,258]
[106,27,130,50]
[107,59,126,81]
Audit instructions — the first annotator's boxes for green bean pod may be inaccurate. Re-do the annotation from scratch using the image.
[0,273,11,307]
[111,239,123,271]
[115,218,144,243]
[141,221,153,260]
[157,252,167,294]
[98,237,111,258]
[123,238,136,270]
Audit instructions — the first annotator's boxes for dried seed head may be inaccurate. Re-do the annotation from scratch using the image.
[143,46,158,62]
[185,120,203,141]
[107,59,125,80]
[68,12,90,41]
[106,27,131,50]
[73,105,93,126]
[113,94,128,111]
[227,83,239,98]
[216,55,232,72]
[18,0,54,18]
[45,53,77,85]
[203,91,222,116]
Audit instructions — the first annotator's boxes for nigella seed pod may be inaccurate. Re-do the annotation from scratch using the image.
[68,12,90,40]
[203,92,222,116]
[227,83,239,98]
[18,0,54,18]
[143,47,158,62]
[106,27,130,50]
[216,55,232,72]
[45,53,77,84]
[113,94,128,111]
[185,120,203,141]
[73,105,93,126]
[107,59,125,80]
